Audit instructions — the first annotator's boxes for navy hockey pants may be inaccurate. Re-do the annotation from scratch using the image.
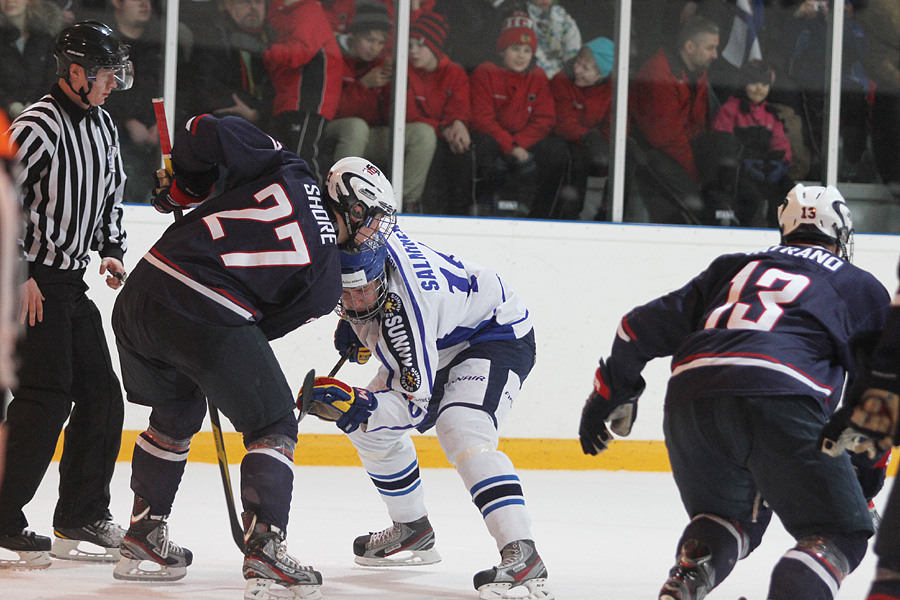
[663,394,873,539]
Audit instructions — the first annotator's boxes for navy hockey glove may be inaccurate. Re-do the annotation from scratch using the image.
[578,359,646,455]
[307,376,377,433]
[851,450,889,501]
[150,164,218,214]
[334,320,371,365]
[822,333,900,458]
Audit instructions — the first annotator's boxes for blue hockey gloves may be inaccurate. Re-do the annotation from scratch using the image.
[578,359,645,455]
[334,320,371,365]
[307,376,377,433]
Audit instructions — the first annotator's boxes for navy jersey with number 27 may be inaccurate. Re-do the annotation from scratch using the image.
[127,115,341,340]
[609,245,891,413]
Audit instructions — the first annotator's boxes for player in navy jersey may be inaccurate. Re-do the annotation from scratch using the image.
[305,229,553,600]
[578,183,890,600]
[110,117,396,600]
[820,257,900,600]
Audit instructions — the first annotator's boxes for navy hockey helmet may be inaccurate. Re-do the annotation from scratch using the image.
[336,243,389,323]
[778,183,854,261]
[55,21,133,91]
[325,157,396,252]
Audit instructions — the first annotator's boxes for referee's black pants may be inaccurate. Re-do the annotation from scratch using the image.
[0,265,123,535]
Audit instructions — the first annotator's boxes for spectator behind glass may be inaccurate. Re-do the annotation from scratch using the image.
[187,0,276,135]
[404,12,473,216]
[857,0,900,195]
[526,0,581,79]
[681,0,778,103]
[323,0,392,163]
[0,0,64,118]
[550,37,624,221]
[784,0,872,182]
[435,0,525,74]
[713,59,794,227]
[265,0,342,185]
[363,12,461,213]
[103,0,160,204]
[629,16,752,227]
[469,12,566,218]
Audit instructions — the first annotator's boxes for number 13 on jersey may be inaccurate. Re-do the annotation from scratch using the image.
[705,261,811,332]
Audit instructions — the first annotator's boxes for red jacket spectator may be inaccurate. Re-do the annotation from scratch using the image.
[470,61,555,154]
[630,48,711,181]
[265,0,343,119]
[334,52,391,125]
[408,54,470,135]
[712,96,792,164]
[550,69,613,142]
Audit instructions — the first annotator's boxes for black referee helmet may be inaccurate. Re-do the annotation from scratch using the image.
[55,21,133,91]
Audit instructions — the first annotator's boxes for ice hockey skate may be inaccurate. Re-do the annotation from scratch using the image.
[242,511,323,600]
[0,529,52,569]
[473,539,554,600]
[113,496,193,582]
[353,515,441,566]
[659,539,714,600]
[51,518,125,562]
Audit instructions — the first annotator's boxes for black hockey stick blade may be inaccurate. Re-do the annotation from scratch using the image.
[298,368,316,422]
[208,400,245,553]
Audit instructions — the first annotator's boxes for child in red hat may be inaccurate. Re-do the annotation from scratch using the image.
[469,13,566,218]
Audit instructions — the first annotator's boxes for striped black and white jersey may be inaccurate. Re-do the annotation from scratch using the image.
[8,83,127,272]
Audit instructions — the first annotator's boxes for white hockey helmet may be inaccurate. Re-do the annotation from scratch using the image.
[325,157,397,251]
[778,183,854,261]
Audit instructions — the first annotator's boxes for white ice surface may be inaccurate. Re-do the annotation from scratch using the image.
[0,464,886,599]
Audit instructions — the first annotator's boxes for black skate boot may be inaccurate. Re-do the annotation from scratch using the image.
[52,517,125,562]
[113,495,193,582]
[659,539,715,600]
[353,515,441,566]
[473,539,553,599]
[0,529,52,569]
[242,511,323,600]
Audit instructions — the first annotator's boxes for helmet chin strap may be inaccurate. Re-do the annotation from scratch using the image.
[64,69,92,106]
[75,79,92,106]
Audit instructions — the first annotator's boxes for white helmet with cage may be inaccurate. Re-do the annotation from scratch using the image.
[325,157,397,251]
[778,183,854,261]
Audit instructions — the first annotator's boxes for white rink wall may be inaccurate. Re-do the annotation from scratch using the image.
[95,205,900,440]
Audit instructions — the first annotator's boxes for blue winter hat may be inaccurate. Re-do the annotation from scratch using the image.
[585,37,614,78]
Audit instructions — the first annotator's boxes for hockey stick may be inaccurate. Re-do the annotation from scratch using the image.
[153,98,244,552]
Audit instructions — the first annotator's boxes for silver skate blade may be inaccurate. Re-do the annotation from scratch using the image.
[821,429,877,458]
[353,547,442,567]
[244,577,324,600]
[477,578,554,600]
[113,557,187,581]
[0,549,52,570]
[50,537,121,562]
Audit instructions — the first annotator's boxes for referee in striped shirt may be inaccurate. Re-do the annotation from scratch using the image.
[0,21,133,566]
